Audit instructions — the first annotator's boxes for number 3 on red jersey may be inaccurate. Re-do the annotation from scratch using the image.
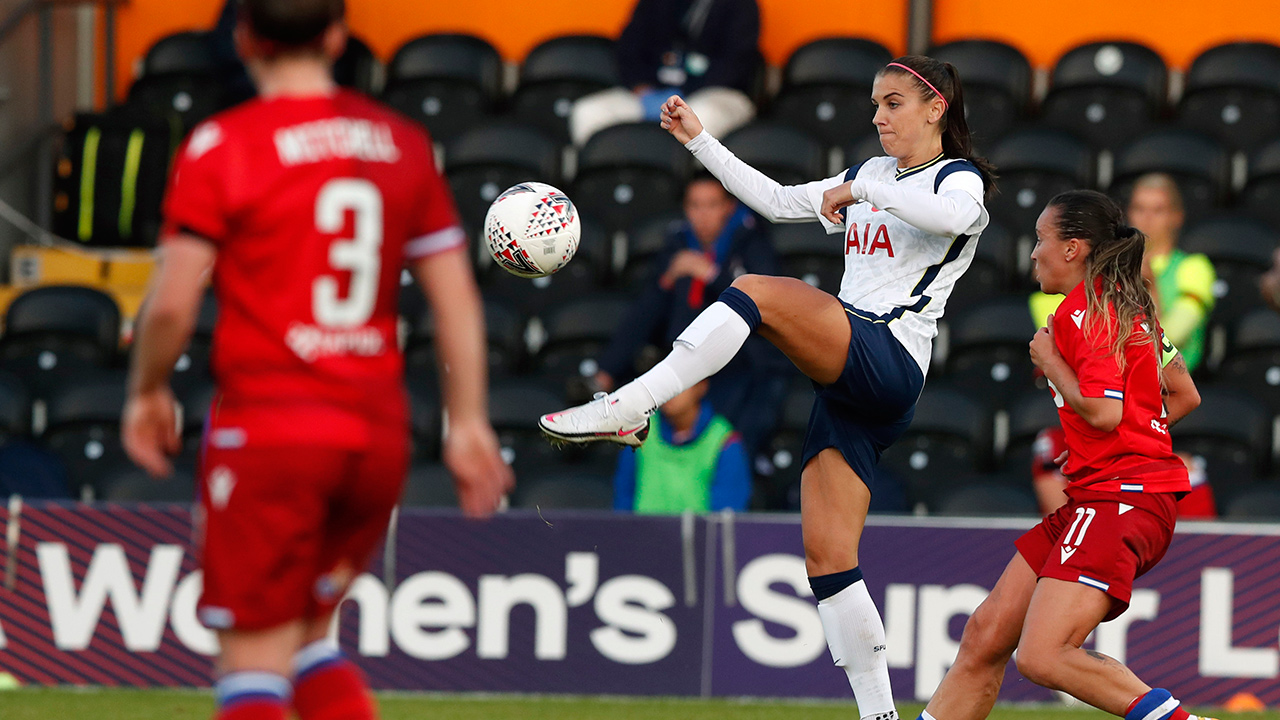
[314,178,383,328]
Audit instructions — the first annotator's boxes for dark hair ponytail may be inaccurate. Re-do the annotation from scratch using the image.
[881,56,998,197]
[1047,189,1159,372]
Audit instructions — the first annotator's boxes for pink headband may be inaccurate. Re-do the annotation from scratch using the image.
[887,62,949,111]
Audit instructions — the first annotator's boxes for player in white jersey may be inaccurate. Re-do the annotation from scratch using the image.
[541,55,995,720]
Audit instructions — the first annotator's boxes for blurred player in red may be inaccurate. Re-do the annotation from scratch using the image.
[1032,426,1216,518]
[917,191,1214,720]
[121,2,513,719]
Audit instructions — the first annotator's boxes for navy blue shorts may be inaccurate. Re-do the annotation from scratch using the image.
[800,303,925,493]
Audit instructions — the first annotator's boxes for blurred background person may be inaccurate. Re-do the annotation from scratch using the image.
[1127,173,1215,373]
[570,0,759,146]
[594,172,785,456]
[613,379,751,513]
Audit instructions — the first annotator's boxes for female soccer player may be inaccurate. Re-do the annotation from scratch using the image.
[542,56,994,720]
[916,190,1206,720]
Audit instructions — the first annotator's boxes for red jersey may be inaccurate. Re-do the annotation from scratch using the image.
[1047,281,1189,494]
[162,90,464,447]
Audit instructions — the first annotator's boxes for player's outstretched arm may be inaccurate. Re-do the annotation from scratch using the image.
[411,248,514,518]
[1161,352,1200,426]
[123,234,214,478]
[662,95,843,226]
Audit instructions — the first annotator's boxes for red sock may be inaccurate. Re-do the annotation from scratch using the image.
[293,657,376,720]
[215,699,288,720]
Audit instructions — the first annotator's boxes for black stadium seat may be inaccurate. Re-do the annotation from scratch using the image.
[443,122,562,236]
[843,131,887,167]
[1002,387,1062,474]
[129,31,235,131]
[1179,43,1280,153]
[41,370,129,497]
[756,377,814,510]
[535,293,631,395]
[1041,41,1166,150]
[333,34,382,94]
[572,123,689,232]
[879,384,994,508]
[723,122,826,185]
[1216,309,1280,414]
[400,462,457,507]
[618,210,684,289]
[1179,215,1276,326]
[142,31,221,76]
[986,128,1094,236]
[511,35,620,144]
[929,40,1033,146]
[935,480,1039,516]
[943,296,1037,409]
[402,296,528,377]
[770,38,893,147]
[382,34,502,142]
[1240,139,1280,229]
[0,371,31,440]
[1111,128,1230,220]
[511,471,615,510]
[1171,386,1272,499]
[0,286,121,397]
[1223,483,1280,519]
[97,462,196,503]
[947,219,1017,313]
[773,221,843,294]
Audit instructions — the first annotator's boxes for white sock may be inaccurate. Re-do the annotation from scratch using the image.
[611,301,752,420]
[817,579,898,720]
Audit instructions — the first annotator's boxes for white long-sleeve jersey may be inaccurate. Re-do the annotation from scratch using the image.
[685,130,990,376]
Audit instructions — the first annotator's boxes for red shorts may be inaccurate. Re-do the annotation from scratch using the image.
[195,431,409,631]
[1015,487,1177,621]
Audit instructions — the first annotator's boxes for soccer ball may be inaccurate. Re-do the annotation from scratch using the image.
[484,182,581,278]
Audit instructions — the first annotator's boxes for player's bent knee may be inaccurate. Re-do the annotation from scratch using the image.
[1013,643,1062,690]
[729,273,770,299]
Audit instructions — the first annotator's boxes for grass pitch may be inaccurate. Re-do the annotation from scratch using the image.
[5,689,1276,720]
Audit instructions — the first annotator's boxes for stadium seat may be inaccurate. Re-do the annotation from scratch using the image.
[404,375,441,462]
[879,384,994,508]
[1002,387,1062,473]
[755,377,814,510]
[1240,138,1280,229]
[618,210,684,289]
[333,34,382,94]
[0,371,31,440]
[1179,43,1280,152]
[403,296,528,377]
[773,222,843,294]
[943,296,1037,410]
[400,462,457,507]
[488,379,578,475]
[947,220,1017,314]
[511,470,615,510]
[843,131,887,168]
[769,38,893,147]
[41,370,129,497]
[0,286,121,397]
[535,293,631,397]
[511,35,620,144]
[97,462,196,503]
[443,122,562,235]
[130,32,234,132]
[172,292,217,394]
[985,128,1094,237]
[1179,215,1276,326]
[929,40,1033,146]
[1111,129,1230,220]
[1041,42,1167,150]
[1171,386,1271,498]
[572,123,690,232]
[722,122,826,185]
[1222,483,1280,519]
[382,34,502,142]
[935,480,1039,516]
[482,217,612,313]
[1216,309,1280,414]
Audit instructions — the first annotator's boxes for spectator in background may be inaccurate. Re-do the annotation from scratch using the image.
[614,379,751,513]
[570,0,758,146]
[594,172,784,455]
[1127,173,1215,373]
[1031,425,1217,519]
